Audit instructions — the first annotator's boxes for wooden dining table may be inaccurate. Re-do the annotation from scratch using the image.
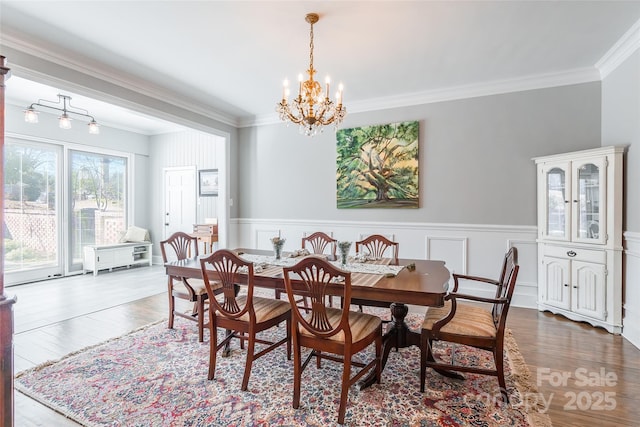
[164,248,450,388]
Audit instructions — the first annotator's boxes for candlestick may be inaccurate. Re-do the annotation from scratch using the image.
[325,76,330,99]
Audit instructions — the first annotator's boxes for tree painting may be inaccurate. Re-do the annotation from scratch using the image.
[336,121,419,208]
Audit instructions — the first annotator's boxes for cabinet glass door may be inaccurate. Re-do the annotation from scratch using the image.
[546,167,568,238]
[573,159,606,243]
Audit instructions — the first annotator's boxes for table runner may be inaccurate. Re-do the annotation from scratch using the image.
[238,252,404,287]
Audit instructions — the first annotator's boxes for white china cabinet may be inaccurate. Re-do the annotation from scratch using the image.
[533,146,624,333]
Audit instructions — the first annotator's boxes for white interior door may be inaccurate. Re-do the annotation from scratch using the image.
[163,167,196,239]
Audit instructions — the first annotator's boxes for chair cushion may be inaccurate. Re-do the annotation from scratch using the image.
[215,295,290,324]
[300,307,382,343]
[174,278,220,296]
[422,301,496,338]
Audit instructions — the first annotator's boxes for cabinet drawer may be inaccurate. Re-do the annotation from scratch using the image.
[543,246,606,264]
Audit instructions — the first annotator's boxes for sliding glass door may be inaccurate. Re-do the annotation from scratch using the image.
[3,139,62,283]
[68,150,127,272]
[3,138,129,284]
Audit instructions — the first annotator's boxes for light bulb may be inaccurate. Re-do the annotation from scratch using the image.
[24,107,39,123]
[59,113,72,129]
[88,120,100,135]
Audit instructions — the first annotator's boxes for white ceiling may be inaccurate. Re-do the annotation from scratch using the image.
[1,1,640,135]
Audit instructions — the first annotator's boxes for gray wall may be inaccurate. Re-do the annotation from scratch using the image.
[237,83,602,226]
[601,48,640,347]
[602,50,640,231]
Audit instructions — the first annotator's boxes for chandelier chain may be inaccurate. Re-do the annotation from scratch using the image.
[309,19,314,74]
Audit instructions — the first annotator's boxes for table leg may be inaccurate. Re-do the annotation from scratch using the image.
[221,284,241,357]
[358,302,420,389]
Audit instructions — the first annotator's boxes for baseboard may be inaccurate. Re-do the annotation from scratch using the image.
[623,310,640,350]
[623,231,640,349]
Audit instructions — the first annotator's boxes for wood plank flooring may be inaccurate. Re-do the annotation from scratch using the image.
[9,267,640,426]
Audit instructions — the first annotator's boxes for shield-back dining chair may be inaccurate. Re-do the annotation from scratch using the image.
[160,231,220,342]
[200,249,291,390]
[352,234,400,312]
[283,256,382,425]
[276,231,338,308]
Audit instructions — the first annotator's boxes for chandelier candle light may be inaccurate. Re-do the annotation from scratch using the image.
[24,94,100,134]
[276,13,346,137]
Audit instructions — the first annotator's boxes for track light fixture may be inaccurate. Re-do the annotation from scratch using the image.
[24,94,100,134]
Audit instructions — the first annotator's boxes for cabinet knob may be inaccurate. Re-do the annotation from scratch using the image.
[567,250,577,257]
[165,223,170,226]
[563,283,569,287]
[573,285,578,289]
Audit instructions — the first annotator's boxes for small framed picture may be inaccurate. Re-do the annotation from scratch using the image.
[199,169,219,197]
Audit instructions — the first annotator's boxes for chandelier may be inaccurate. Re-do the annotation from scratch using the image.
[276,13,346,137]
[24,94,100,134]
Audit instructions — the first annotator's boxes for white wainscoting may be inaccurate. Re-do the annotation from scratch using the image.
[230,218,538,309]
[623,231,640,349]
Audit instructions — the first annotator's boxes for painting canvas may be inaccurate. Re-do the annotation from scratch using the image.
[199,169,219,196]
[336,121,419,208]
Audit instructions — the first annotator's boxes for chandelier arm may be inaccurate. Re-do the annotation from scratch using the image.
[285,112,304,124]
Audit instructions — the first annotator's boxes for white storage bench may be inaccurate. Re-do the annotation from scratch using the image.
[83,242,153,276]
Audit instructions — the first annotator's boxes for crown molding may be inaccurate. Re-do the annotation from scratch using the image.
[596,18,640,79]
[0,32,608,131]
[244,67,601,128]
[1,34,240,128]
[348,67,601,114]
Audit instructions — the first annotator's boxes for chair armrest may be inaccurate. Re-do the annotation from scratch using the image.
[447,292,508,305]
[431,295,507,334]
[450,273,499,292]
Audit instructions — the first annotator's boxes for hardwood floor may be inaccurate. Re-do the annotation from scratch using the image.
[9,267,640,426]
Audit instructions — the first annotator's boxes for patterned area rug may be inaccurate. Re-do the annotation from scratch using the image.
[15,314,551,426]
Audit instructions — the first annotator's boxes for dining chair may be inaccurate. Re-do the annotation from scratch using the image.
[303,231,338,307]
[352,234,400,312]
[276,231,338,308]
[200,249,291,390]
[301,231,337,258]
[355,234,399,264]
[283,256,382,425]
[420,247,519,402]
[160,231,219,342]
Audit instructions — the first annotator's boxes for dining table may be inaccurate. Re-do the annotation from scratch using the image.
[164,248,450,388]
